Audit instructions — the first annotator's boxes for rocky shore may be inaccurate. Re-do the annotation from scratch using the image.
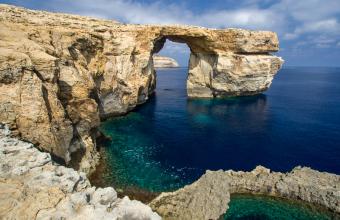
[1,124,339,220]
[153,55,179,68]
[2,4,338,220]
[0,124,160,219]
[150,166,340,220]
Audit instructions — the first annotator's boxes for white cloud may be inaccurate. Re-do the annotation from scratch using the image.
[295,19,340,35]
[36,0,283,29]
[199,8,282,30]
[274,0,340,22]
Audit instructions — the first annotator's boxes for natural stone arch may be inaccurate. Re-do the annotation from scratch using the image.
[149,29,284,98]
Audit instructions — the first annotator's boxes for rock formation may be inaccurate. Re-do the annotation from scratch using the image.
[153,55,179,68]
[150,166,340,220]
[0,4,282,173]
[0,124,161,220]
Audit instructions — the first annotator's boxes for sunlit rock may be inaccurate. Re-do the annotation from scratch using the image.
[0,125,161,220]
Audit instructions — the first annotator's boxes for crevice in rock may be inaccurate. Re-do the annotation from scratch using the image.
[68,146,86,171]
[235,52,271,55]
[32,68,46,82]
[41,85,53,122]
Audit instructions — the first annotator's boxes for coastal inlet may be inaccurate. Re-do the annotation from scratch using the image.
[91,67,340,218]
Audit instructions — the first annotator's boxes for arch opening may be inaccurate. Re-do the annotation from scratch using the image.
[151,35,218,98]
[150,38,191,98]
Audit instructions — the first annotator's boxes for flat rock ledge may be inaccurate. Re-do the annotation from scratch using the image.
[150,166,340,220]
[0,124,161,220]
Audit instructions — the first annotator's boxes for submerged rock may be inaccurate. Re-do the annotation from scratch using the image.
[0,4,282,174]
[153,55,179,68]
[150,166,340,220]
[0,125,161,220]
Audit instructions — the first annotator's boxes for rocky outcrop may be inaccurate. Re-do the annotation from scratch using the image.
[153,55,179,68]
[0,4,283,173]
[0,124,161,220]
[150,166,340,220]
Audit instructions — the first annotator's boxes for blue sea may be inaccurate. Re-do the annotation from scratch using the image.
[95,67,340,219]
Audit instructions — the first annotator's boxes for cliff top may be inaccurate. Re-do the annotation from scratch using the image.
[0,4,279,54]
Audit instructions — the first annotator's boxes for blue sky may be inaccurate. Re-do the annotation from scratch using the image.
[1,0,340,67]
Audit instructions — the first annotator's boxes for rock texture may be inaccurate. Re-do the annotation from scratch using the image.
[0,4,283,173]
[0,124,161,220]
[153,55,179,68]
[150,166,340,220]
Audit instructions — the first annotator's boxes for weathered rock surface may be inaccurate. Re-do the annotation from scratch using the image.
[150,166,340,220]
[0,124,161,220]
[153,55,179,68]
[0,4,283,173]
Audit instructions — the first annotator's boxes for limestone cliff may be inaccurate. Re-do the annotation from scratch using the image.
[0,124,161,220]
[0,4,283,173]
[153,55,179,68]
[150,166,340,220]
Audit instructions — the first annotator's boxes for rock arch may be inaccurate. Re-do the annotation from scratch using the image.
[148,28,283,98]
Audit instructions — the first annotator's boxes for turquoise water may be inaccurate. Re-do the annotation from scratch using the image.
[224,194,338,220]
[96,67,340,218]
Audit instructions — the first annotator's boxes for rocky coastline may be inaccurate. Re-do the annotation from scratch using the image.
[0,4,339,220]
[150,166,340,219]
[0,124,161,219]
[1,125,339,219]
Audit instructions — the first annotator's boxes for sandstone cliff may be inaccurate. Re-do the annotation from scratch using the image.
[150,166,340,220]
[0,4,283,173]
[153,55,179,68]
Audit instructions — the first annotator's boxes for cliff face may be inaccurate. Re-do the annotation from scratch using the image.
[0,4,283,173]
[153,55,179,68]
[0,124,160,220]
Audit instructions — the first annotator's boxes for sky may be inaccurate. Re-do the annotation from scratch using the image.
[1,0,340,67]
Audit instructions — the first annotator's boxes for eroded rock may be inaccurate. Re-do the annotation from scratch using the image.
[150,166,340,220]
[0,124,161,220]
